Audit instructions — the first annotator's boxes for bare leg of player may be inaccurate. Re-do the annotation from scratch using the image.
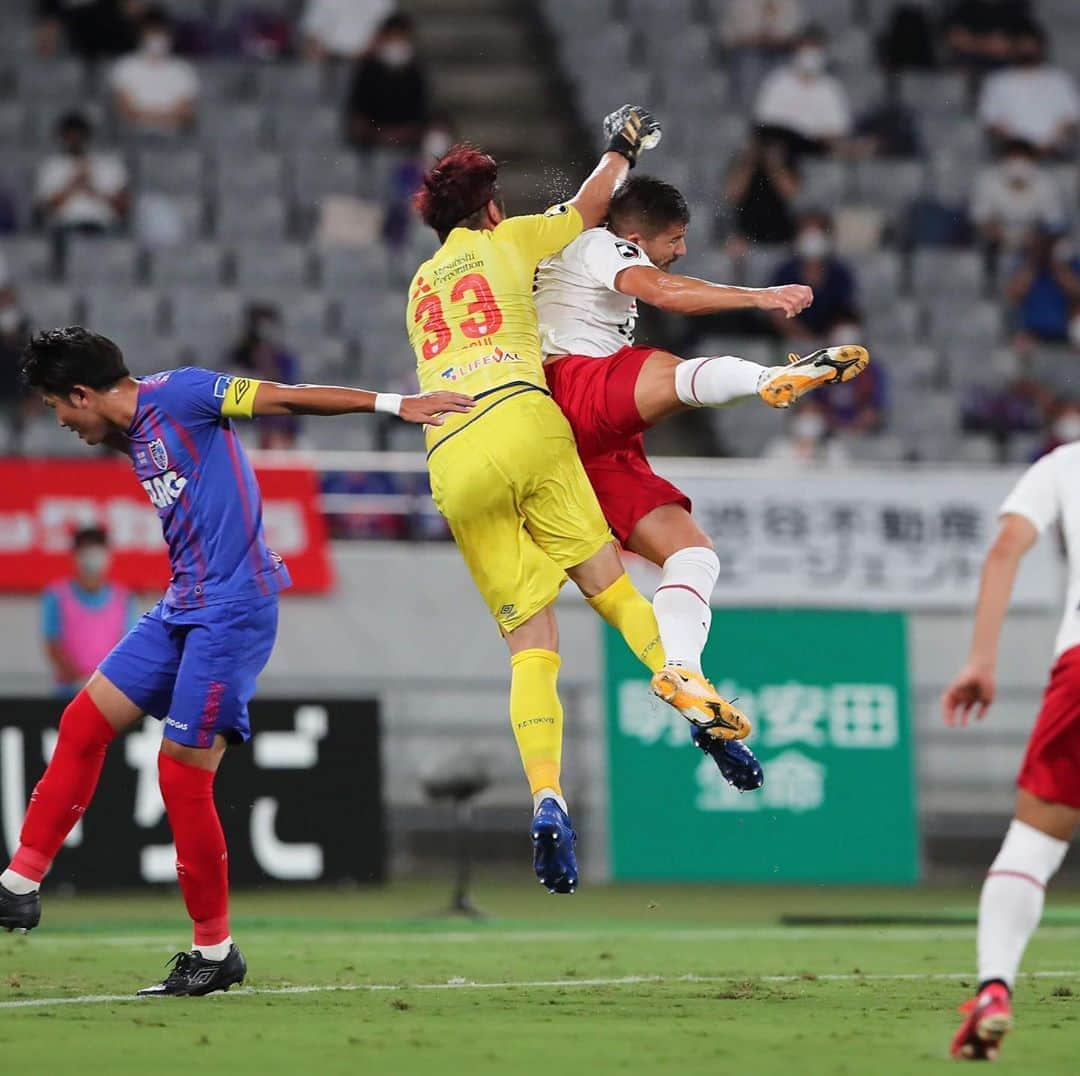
[631,346,870,427]
[952,789,1078,1060]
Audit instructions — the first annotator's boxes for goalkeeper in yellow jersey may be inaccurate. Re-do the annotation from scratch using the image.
[406,107,750,893]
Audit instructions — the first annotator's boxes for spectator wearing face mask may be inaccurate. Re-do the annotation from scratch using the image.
[1004,226,1080,345]
[753,25,852,156]
[768,211,856,339]
[977,21,1079,159]
[344,14,429,152]
[110,6,199,136]
[35,111,130,256]
[226,304,301,449]
[972,140,1068,259]
[41,526,137,698]
[1036,400,1080,459]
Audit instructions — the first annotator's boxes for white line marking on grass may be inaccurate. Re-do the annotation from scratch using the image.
[2,969,1079,1011]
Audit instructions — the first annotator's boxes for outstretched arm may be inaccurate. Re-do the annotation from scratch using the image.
[615,264,812,318]
[941,513,1038,726]
[247,382,474,425]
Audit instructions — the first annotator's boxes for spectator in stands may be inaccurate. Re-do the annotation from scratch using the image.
[1033,398,1080,459]
[36,0,141,60]
[961,345,1055,450]
[302,0,393,61]
[110,6,198,137]
[35,111,130,262]
[977,21,1079,159]
[753,25,851,156]
[816,307,887,434]
[848,92,921,159]
[942,1,1033,71]
[1003,226,1080,344]
[972,140,1068,259]
[875,3,937,73]
[722,125,800,245]
[226,304,301,449]
[42,526,136,698]
[721,0,805,101]
[768,210,856,340]
[344,14,429,152]
[0,256,31,454]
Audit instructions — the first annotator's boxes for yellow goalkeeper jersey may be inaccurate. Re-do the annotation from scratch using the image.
[406,203,583,404]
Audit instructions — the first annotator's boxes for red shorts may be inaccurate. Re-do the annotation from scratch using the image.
[1017,645,1080,808]
[544,346,691,545]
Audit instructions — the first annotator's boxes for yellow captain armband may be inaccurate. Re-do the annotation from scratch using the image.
[220,375,261,419]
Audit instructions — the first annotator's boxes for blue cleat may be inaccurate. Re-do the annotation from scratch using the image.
[531,798,578,894]
[691,725,764,792]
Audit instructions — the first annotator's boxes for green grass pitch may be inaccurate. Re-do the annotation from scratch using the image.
[2,880,1079,1074]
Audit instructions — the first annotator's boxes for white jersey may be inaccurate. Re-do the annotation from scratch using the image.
[1000,441,1080,657]
[534,226,653,358]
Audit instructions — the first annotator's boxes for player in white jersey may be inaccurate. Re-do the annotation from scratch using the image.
[943,442,1080,1060]
[534,176,868,787]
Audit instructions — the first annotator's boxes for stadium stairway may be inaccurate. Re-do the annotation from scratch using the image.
[404,0,588,209]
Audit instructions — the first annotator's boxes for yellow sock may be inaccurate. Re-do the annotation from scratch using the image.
[587,572,666,673]
[509,648,564,796]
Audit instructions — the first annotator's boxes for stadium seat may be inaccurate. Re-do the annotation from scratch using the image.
[927,299,1003,347]
[743,244,790,287]
[65,237,140,287]
[289,150,362,208]
[13,59,85,101]
[169,289,243,357]
[82,287,161,343]
[852,159,925,212]
[199,104,266,149]
[857,249,904,307]
[232,241,311,291]
[798,159,852,209]
[137,146,206,195]
[899,72,970,114]
[269,105,340,149]
[21,285,75,330]
[865,300,922,345]
[1,236,52,283]
[196,60,256,103]
[215,194,289,241]
[148,241,224,288]
[912,249,985,300]
[319,245,393,299]
[214,151,285,198]
[255,63,325,104]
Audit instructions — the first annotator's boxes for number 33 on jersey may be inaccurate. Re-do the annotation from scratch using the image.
[406,203,584,396]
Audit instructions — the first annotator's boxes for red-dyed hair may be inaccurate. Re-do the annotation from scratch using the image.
[413,143,500,238]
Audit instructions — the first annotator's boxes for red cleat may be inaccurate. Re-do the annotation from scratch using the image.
[950,983,1013,1061]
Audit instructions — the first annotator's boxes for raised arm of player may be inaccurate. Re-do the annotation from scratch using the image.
[247,382,474,426]
[614,266,813,319]
[567,106,662,229]
[941,513,1039,727]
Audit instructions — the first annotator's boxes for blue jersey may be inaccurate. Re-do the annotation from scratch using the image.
[127,367,291,608]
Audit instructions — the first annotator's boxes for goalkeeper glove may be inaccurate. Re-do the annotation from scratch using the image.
[603,105,662,167]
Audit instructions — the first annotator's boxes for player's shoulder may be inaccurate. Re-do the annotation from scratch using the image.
[572,226,644,261]
[1042,442,1080,473]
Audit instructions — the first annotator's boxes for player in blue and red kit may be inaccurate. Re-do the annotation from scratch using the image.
[0,327,471,995]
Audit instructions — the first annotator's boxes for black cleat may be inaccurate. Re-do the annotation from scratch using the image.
[0,882,41,932]
[137,944,247,997]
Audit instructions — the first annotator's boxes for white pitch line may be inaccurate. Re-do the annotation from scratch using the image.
[14,924,1080,947]
[2,969,1079,1012]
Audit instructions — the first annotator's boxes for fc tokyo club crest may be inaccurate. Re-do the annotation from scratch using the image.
[148,437,169,472]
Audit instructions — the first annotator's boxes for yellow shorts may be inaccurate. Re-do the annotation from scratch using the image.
[427,386,613,633]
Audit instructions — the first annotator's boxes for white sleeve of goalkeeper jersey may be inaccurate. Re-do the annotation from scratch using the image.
[572,227,652,290]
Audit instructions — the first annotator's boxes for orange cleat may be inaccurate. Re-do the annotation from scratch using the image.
[758,345,870,409]
[650,665,751,740]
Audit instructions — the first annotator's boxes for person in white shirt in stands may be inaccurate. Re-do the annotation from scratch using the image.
[943,437,1080,1060]
[35,111,130,248]
[301,0,393,61]
[972,139,1068,257]
[977,21,1079,160]
[753,24,851,154]
[722,0,806,101]
[109,6,198,137]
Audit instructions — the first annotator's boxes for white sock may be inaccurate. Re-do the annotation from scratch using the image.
[674,356,768,408]
[1,868,39,895]
[653,546,719,673]
[976,819,1069,989]
[533,787,568,814]
[195,935,234,962]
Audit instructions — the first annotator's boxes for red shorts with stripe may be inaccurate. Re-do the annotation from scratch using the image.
[544,346,691,545]
[1017,644,1080,808]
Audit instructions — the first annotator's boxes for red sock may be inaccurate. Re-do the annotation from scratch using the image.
[9,691,116,883]
[159,753,230,947]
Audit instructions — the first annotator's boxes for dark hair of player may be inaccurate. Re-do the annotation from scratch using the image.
[414,143,502,241]
[73,524,108,549]
[21,327,130,397]
[607,176,690,239]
